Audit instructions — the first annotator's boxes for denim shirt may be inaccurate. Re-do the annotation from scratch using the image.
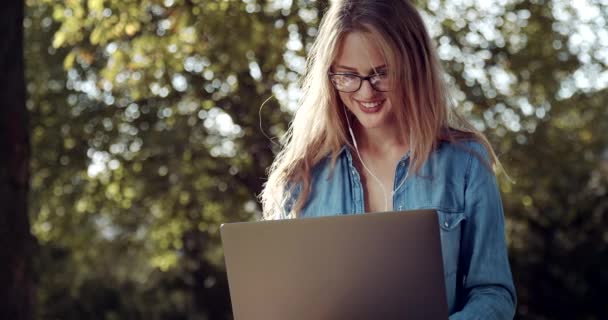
[285,140,516,319]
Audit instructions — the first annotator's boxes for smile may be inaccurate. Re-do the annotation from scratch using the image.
[360,101,382,108]
[355,99,386,113]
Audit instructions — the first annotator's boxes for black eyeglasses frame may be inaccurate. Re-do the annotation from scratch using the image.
[327,71,390,93]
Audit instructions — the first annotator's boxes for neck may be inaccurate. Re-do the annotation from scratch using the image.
[353,121,409,158]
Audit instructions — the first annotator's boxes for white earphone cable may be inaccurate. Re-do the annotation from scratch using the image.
[344,106,389,212]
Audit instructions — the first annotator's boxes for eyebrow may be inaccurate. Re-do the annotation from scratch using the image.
[333,64,387,74]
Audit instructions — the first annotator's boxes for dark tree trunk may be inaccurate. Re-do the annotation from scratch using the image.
[0,0,33,319]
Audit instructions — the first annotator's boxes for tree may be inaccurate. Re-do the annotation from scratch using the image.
[25,0,608,319]
[0,0,33,319]
[416,0,608,317]
[26,0,323,318]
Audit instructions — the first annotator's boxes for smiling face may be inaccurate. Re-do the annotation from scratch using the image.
[332,31,396,133]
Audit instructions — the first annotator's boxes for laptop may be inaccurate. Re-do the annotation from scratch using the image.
[220,209,448,320]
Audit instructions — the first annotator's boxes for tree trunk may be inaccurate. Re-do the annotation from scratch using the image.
[0,0,33,319]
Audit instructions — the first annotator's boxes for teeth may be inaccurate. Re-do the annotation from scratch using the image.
[360,100,383,108]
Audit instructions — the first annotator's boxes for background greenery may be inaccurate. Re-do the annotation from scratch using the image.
[25,0,608,319]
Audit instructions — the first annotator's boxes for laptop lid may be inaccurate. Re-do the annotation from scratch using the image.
[220,209,448,320]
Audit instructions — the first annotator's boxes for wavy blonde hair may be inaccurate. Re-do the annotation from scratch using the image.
[260,0,499,219]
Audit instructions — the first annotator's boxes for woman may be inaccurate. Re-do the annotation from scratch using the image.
[260,0,516,318]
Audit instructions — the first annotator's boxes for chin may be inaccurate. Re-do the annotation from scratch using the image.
[355,117,392,130]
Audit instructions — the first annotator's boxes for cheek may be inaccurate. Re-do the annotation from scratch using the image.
[338,92,352,107]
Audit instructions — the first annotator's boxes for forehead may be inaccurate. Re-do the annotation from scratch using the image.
[333,31,386,72]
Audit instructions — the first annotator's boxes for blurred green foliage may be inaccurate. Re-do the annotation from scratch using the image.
[25,0,607,319]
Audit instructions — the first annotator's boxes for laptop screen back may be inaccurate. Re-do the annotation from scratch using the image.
[220,210,448,320]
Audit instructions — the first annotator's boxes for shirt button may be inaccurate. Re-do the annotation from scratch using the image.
[444,221,449,228]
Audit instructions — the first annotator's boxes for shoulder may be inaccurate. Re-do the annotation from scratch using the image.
[417,139,495,197]
[432,139,493,175]
[310,148,350,182]
[435,139,489,161]
[284,151,347,216]
[435,139,499,202]
[421,139,478,169]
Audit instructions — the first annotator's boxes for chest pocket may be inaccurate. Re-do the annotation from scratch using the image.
[437,211,466,277]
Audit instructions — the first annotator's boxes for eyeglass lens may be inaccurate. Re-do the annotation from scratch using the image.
[329,73,389,92]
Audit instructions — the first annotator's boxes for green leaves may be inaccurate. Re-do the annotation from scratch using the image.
[26,0,608,319]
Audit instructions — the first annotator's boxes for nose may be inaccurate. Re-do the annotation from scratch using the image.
[356,78,375,98]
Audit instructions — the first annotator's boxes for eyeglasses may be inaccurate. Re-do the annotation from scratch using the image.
[328,71,390,93]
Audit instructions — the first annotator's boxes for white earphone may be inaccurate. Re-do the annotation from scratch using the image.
[343,106,409,212]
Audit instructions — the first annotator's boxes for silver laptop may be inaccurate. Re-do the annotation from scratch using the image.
[220,209,448,320]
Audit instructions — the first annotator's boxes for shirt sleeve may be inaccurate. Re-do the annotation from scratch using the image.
[449,144,517,320]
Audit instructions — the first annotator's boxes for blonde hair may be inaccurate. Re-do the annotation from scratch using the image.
[260,0,500,219]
